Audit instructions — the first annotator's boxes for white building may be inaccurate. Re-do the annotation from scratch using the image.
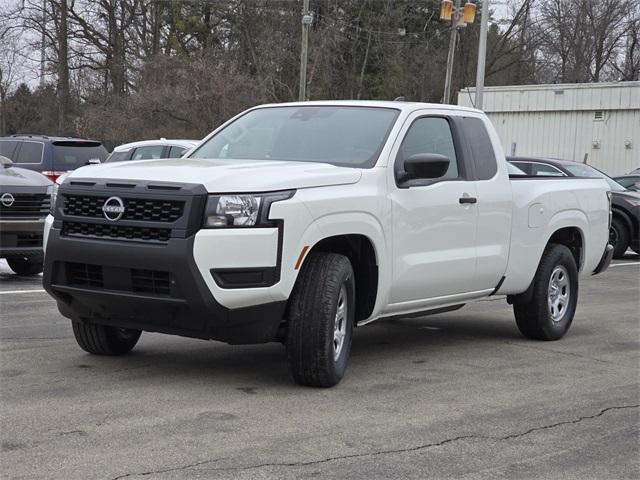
[458,82,640,176]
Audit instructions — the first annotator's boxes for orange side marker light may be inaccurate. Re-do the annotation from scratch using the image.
[295,246,310,270]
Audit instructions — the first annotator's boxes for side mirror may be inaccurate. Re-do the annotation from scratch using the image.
[0,155,13,168]
[87,158,101,165]
[401,153,450,182]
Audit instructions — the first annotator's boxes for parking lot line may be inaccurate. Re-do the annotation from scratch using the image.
[610,262,640,268]
[0,289,47,295]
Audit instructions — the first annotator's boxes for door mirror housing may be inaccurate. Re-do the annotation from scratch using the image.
[400,153,450,182]
[0,155,13,168]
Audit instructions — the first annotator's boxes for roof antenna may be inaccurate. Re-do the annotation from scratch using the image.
[393,96,406,102]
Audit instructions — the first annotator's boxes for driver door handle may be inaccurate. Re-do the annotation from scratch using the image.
[459,195,477,204]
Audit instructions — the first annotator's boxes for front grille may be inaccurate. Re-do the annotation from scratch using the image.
[0,193,50,218]
[64,195,184,223]
[0,232,44,249]
[63,262,172,297]
[66,262,104,288]
[17,233,43,247]
[62,221,171,243]
[131,269,171,296]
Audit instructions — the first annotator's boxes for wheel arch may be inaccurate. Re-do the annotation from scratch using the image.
[611,207,633,237]
[546,226,584,272]
[508,226,584,305]
[302,233,379,322]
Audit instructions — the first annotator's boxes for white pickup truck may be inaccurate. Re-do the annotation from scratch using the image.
[43,101,613,387]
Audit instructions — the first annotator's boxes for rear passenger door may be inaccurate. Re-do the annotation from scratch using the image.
[458,116,512,291]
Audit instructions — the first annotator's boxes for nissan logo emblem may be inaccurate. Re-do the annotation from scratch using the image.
[102,196,125,221]
[1,193,15,207]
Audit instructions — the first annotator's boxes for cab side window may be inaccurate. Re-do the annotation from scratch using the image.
[168,146,188,158]
[131,146,164,160]
[397,117,459,182]
[531,163,565,176]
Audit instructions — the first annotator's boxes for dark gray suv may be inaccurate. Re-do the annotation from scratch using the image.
[0,134,108,182]
[0,156,52,275]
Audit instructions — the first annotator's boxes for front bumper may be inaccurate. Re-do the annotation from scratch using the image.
[592,244,614,275]
[43,228,287,344]
[0,219,45,257]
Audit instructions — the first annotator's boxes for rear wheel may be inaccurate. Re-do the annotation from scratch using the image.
[610,217,629,259]
[72,322,141,355]
[513,244,578,341]
[286,252,355,387]
[6,255,43,276]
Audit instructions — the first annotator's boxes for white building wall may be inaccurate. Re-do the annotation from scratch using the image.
[458,82,640,176]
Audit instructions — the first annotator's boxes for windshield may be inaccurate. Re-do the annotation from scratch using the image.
[189,106,400,168]
[563,163,627,191]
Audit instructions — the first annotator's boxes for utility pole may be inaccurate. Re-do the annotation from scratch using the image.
[39,0,46,87]
[298,0,312,101]
[443,0,462,104]
[474,0,489,109]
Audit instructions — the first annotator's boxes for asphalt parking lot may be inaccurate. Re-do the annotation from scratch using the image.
[1,256,639,480]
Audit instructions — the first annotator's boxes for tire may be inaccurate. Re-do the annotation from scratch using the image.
[72,321,141,355]
[513,244,578,341]
[286,252,355,387]
[610,217,629,259]
[6,255,43,276]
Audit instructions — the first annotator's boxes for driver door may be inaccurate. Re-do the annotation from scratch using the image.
[388,114,479,307]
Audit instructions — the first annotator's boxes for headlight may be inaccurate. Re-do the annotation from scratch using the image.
[203,191,294,228]
[49,183,59,216]
[622,196,640,207]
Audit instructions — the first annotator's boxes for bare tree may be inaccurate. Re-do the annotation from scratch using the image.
[0,32,21,135]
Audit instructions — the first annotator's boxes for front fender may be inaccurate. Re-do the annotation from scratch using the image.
[286,211,390,318]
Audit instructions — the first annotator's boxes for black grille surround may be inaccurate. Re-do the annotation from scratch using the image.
[53,179,208,244]
[0,193,50,218]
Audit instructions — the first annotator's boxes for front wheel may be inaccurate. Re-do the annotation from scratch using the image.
[72,322,141,355]
[286,252,355,387]
[513,244,578,341]
[6,255,43,276]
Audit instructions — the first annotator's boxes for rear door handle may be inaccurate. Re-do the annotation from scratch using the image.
[459,196,477,204]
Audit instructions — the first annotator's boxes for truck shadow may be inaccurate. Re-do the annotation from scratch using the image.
[81,312,526,388]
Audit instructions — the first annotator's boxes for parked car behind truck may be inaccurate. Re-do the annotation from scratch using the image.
[0,135,108,182]
[105,139,198,163]
[0,156,52,275]
[509,156,640,258]
[43,101,612,387]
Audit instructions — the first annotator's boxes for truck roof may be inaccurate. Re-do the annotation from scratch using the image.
[254,100,483,115]
[113,139,198,152]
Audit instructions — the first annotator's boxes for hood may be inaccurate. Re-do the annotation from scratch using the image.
[67,158,362,192]
[0,166,52,188]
